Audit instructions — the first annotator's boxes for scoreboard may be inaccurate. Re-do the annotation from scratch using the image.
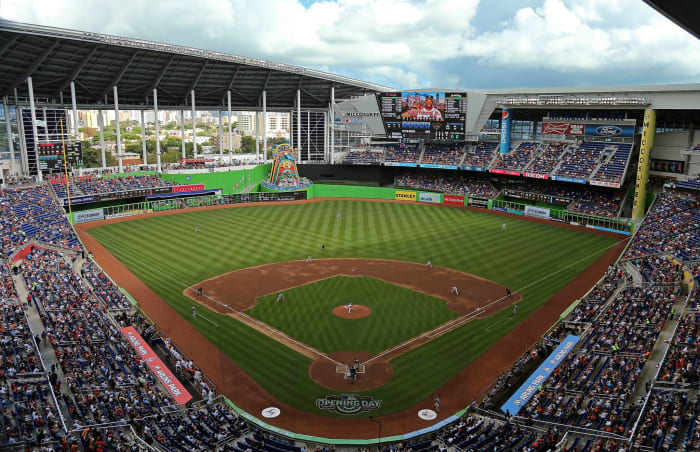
[377,91,467,140]
[38,142,83,173]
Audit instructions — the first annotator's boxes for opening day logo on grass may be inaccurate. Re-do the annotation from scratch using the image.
[316,394,382,414]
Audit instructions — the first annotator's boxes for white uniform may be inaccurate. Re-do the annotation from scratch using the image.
[194,226,200,233]
[345,303,353,314]
[306,255,312,263]
[426,260,432,268]
[276,293,285,303]
[337,212,342,219]
[192,305,196,318]
[451,286,459,295]
[501,223,507,231]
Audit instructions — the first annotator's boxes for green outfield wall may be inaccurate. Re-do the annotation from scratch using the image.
[160,165,271,195]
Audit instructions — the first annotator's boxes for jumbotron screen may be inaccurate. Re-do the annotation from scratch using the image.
[377,91,467,140]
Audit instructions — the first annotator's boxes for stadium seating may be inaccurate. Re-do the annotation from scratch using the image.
[462,142,497,169]
[589,143,633,186]
[384,143,422,164]
[395,172,497,198]
[677,176,700,191]
[491,141,539,172]
[342,149,384,165]
[524,142,568,175]
[568,188,623,217]
[553,142,607,180]
[50,174,179,199]
[420,144,464,166]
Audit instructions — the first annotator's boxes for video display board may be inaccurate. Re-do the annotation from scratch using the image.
[377,92,466,140]
[38,142,83,173]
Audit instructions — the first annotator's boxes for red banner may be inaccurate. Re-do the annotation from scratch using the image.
[120,327,192,405]
[540,122,584,135]
[173,184,205,193]
[490,168,521,176]
[523,172,549,180]
[11,242,36,263]
[443,194,465,206]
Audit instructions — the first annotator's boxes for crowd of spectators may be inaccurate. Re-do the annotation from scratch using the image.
[395,172,497,198]
[462,142,497,169]
[420,144,464,166]
[491,142,539,171]
[0,186,80,258]
[569,189,623,217]
[554,142,605,179]
[342,150,384,165]
[51,174,179,198]
[623,191,700,261]
[525,142,568,175]
[632,390,700,451]
[590,143,633,185]
[384,143,421,164]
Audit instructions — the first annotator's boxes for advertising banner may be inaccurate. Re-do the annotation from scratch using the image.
[499,109,512,154]
[524,205,551,219]
[490,168,521,176]
[120,327,192,405]
[632,110,656,221]
[551,176,587,185]
[420,164,458,170]
[419,192,440,203]
[63,195,95,206]
[173,184,205,193]
[540,122,584,135]
[443,194,465,206]
[584,124,635,138]
[589,180,621,188]
[468,197,489,208]
[74,208,105,224]
[501,335,580,415]
[395,190,417,201]
[523,172,549,180]
[461,166,487,172]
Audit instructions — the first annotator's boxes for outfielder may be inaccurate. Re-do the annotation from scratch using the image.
[276,293,285,303]
[501,223,507,231]
[306,255,313,264]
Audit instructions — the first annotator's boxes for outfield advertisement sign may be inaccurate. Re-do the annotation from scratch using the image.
[501,335,580,415]
[490,168,520,176]
[468,197,489,208]
[74,208,104,224]
[461,166,487,172]
[384,162,417,167]
[523,172,549,180]
[420,164,458,170]
[585,124,634,137]
[173,184,205,193]
[419,192,441,203]
[590,180,621,188]
[443,194,465,206]
[316,394,381,414]
[540,122,584,135]
[551,176,587,184]
[524,205,551,219]
[395,190,417,201]
[121,327,192,405]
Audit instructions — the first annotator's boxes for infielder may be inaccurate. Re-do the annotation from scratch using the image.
[306,255,313,264]
[426,260,433,268]
[276,293,285,303]
[450,286,459,295]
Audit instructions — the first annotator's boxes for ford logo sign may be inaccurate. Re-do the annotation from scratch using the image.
[596,126,622,136]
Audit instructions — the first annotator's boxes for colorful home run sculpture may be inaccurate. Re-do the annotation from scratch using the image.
[262,143,312,190]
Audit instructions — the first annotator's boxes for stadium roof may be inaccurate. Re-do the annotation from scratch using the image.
[643,0,700,40]
[0,20,394,110]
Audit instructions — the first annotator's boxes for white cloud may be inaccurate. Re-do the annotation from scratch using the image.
[1,0,699,88]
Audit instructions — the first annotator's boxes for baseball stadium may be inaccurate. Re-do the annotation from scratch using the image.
[0,2,699,451]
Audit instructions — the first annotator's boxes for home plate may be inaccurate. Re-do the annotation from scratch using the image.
[262,407,281,418]
[418,409,437,420]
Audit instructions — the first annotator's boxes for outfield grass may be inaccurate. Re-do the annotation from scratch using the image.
[250,276,458,354]
[89,200,620,416]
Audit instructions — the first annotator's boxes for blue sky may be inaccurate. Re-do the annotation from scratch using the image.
[1,0,699,90]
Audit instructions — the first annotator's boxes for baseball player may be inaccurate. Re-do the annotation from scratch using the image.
[434,394,441,413]
[194,225,200,233]
[501,223,507,231]
[425,260,432,268]
[345,302,353,315]
[306,255,312,264]
[192,305,196,318]
[513,303,518,315]
[276,293,285,303]
[450,285,459,295]
[337,212,342,219]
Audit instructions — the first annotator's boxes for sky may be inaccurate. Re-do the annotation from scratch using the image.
[1,0,699,90]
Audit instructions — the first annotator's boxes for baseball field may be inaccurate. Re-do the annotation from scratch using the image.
[77,198,624,433]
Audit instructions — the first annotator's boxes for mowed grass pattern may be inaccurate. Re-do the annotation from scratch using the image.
[89,200,621,416]
[250,276,458,354]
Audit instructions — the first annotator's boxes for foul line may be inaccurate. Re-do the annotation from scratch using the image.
[363,237,626,366]
[193,288,342,366]
[194,312,219,327]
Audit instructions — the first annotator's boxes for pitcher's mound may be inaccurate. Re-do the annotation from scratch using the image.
[332,304,371,319]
